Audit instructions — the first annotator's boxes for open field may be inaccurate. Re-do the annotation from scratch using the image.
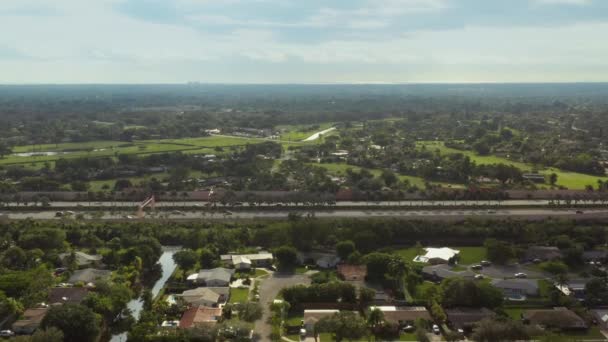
[417,141,608,189]
[277,122,334,141]
[1,136,275,167]
[229,287,250,303]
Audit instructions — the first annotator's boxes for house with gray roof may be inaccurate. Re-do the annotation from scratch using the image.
[422,264,475,282]
[177,287,230,307]
[67,268,112,285]
[491,279,539,299]
[59,251,103,267]
[187,267,234,287]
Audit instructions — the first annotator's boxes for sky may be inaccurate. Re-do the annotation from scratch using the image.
[1,0,608,84]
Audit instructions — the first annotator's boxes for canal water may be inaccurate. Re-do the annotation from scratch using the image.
[110,247,180,342]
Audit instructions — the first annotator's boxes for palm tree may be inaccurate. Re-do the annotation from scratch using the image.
[367,308,385,332]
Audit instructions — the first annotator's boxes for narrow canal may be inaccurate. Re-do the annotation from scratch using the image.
[110,247,180,342]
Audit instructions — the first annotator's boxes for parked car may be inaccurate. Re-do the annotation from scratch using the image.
[576,210,584,214]
[515,272,527,278]
[471,264,483,270]
[403,325,415,332]
[475,274,484,280]
[481,260,492,266]
[432,324,441,335]
[0,330,15,337]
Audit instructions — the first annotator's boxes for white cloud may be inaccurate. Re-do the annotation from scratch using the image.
[533,0,591,5]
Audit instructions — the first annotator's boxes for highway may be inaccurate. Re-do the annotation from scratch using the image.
[2,208,607,221]
[2,199,603,208]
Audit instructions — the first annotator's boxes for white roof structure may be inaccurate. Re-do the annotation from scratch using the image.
[414,247,460,263]
[233,255,252,265]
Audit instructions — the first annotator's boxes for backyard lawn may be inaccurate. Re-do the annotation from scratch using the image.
[229,287,250,303]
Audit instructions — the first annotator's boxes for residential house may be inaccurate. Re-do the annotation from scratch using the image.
[445,308,496,332]
[179,305,223,329]
[523,246,562,262]
[491,279,539,299]
[220,252,273,270]
[556,279,589,300]
[583,250,608,263]
[523,307,587,330]
[422,264,475,282]
[12,307,49,334]
[67,268,112,285]
[59,251,103,268]
[177,287,230,307]
[337,264,368,281]
[370,306,431,326]
[303,310,339,334]
[591,309,608,330]
[298,251,340,269]
[413,247,460,264]
[48,287,89,305]
[187,268,235,287]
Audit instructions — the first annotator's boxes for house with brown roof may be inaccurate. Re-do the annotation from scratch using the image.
[48,287,89,305]
[12,307,49,334]
[523,307,587,330]
[370,306,431,326]
[179,306,223,329]
[445,308,496,332]
[337,264,367,281]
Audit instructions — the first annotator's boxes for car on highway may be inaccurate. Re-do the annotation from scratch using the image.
[514,272,528,278]
[576,210,584,214]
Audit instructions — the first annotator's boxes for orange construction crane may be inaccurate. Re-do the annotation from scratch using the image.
[137,195,155,219]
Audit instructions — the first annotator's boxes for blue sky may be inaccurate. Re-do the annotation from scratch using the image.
[1,0,607,83]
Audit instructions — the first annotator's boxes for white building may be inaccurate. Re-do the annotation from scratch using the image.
[413,247,460,264]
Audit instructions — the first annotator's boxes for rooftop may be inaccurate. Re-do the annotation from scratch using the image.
[414,247,460,263]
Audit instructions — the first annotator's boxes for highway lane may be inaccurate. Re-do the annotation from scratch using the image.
[2,208,607,221]
[2,199,602,208]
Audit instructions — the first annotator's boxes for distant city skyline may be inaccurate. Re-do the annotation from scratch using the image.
[1,0,607,83]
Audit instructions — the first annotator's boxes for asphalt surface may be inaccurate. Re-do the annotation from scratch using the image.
[1,199,601,208]
[253,273,311,341]
[2,208,608,221]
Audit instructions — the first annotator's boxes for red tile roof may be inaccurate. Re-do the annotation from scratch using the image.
[179,306,222,329]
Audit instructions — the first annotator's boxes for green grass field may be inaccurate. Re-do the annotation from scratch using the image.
[229,287,250,303]
[395,246,486,265]
[417,141,608,189]
[277,123,335,141]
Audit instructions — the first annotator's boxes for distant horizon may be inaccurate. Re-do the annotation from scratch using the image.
[2,81,608,86]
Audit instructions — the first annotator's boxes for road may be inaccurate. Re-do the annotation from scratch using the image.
[302,127,336,141]
[2,208,608,221]
[253,273,311,341]
[2,199,604,208]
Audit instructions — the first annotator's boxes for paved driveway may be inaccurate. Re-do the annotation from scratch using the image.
[253,272,311,341]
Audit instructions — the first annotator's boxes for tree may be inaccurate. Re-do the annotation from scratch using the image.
[336,240,356,260]
[1,246,27,269]
[549,173,558,186]
[41,304,100,342]
[274,245,298,270]
[235,302,263,322]
[367,307,385,330]
[381,169,398,187]
[471,318,533,342]
[585,278,608,306]
[484,239,514,265]
[430,300,446,323]
[172,249,198,271]
[315,311,368,342]
[440,278,503,309]
[31,327,64,342]
[199,248,217,268]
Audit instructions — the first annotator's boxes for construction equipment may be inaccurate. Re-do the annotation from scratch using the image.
[137,195,155,219]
